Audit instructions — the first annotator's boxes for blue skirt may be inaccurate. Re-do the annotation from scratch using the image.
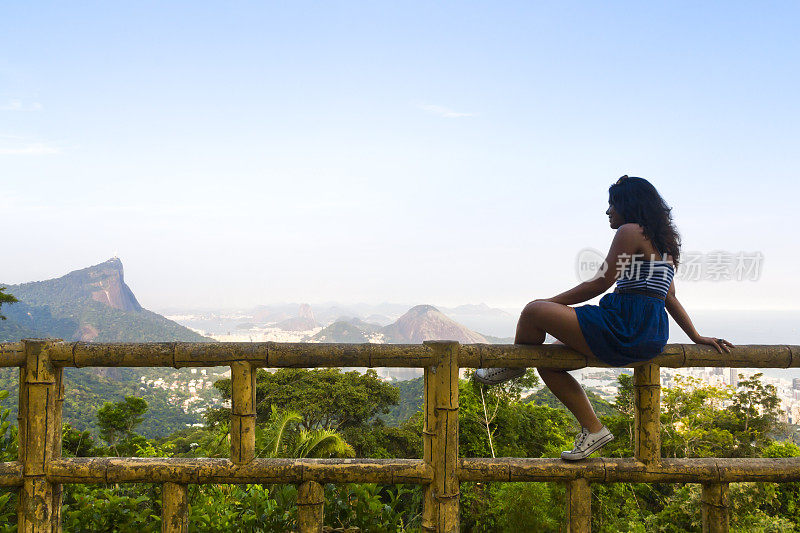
[574,292,669,367]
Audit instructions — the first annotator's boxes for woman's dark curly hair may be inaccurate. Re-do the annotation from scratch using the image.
[609,175,682,267]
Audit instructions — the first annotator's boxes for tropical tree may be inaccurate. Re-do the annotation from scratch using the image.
[464,368,540,458]
[661,375,735,458]
[726,373,782,456]
[96,396,148,455]
[0,288,17,320]
[209,368,399,432]
[256,404,355,459]
[62,423,101,457]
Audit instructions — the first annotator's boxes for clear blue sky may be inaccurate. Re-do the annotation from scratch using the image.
[2,2,798,311]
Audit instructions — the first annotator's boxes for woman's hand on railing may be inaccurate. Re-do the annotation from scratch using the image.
[691,335,735,354]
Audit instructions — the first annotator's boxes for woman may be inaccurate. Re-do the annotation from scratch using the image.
[475,176,735,460]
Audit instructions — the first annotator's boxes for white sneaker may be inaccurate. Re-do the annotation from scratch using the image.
[474,367,526,385]
[561,426,614,461]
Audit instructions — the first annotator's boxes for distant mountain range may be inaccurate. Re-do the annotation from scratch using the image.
[0,258,513,437]
[233,302,517,338]
[0,258,208,342]
[310,304,491,344]
[0,257,514,346]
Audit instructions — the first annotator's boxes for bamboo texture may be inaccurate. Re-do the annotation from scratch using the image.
[230,361,256,464]
[634,363,661,465]
[0,461,23,486]
[422,360,436,531]
[565,478,591,533]
[0,342,25,367]
[13,340,795,369]
[458,457,800,483]
[161,482,189,533]
[422,341,460,532]
[297,480,324,533]
[46,457,433,484]
[18,340,62,532]
[702,483,730,533]
[6,339,796,532]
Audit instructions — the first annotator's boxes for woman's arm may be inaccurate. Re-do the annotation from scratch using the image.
[543,224,641,306]
[544,278,610,306]
[665,280,734,354]
[664,282,700,340]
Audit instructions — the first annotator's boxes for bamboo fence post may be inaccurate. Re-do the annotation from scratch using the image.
[701,482,729,533]
[51,365,64,532]
[230,361,256,464]
[17,356,27,517]
[421,341,460,533]
[565,477,591,533]
[18,339,62,532]
[297,480,324,532]
[421,360,437,532]
[634,363,661,465]
[161,482,189,533]
[16,352,27,530]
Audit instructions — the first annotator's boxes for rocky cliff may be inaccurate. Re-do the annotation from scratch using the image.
[85,258,143,311]
[275,303,318,331]
[0,258,208,342]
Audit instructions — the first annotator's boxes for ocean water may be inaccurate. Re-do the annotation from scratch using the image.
[665,309,800,381]
[480,308,800,381]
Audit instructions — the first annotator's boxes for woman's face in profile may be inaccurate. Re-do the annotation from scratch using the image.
[606,203,624,229]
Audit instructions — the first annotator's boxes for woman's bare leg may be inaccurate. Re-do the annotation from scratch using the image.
[515,301,603,433]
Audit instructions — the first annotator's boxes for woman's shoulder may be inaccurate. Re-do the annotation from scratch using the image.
[618,222,645,232]
[616,224,673,263]
[616,223,647,238]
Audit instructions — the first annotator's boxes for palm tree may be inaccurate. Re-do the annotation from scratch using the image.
[257,405,355,459]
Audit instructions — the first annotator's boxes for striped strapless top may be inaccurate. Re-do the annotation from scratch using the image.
[615,251,675,298]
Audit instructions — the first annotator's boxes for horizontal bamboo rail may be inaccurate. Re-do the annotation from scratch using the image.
[1,341,798,369]
[0,462,23,486]
[45,458,433,485]
[458,457,800,483]
[3,457,796,487]
[1,339,799,532]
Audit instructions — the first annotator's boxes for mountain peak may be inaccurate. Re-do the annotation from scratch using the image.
[275,303,318,331]
[99,256,123,270]
[2,258,207,343]
[407,304,440,315]
[79,258,142,312]
[384,304,487,343]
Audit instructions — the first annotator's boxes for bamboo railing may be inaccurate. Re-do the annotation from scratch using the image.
[0,339,799,532]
